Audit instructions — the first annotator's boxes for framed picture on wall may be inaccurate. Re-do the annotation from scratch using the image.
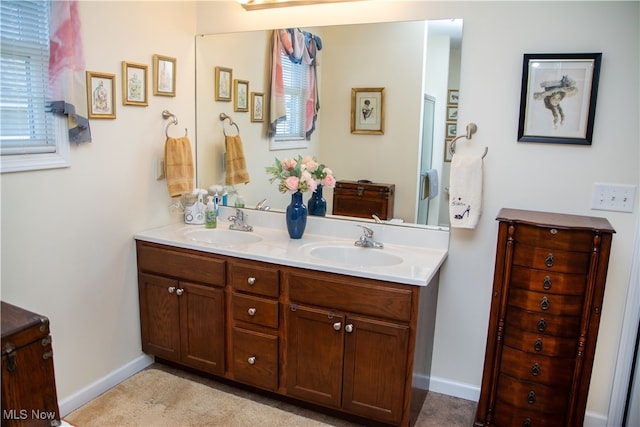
[86,71,116,119]
[448,89,459,104]
[152,54,176,97]
[251,92,264,122]
[351,87,385,134]
[517,52,602,145]
[215,66,232,101]
[446,122,457,138]
[122,61,148,106]
[234,80,249,112]
[447,105,458,121]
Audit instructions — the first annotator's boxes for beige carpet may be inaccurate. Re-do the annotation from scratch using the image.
[64,368,333,427]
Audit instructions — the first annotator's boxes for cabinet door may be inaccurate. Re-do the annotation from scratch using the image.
[138,273,180,361]
[179,282,225,376]
[342,315,409,424]
[286,305,344,408]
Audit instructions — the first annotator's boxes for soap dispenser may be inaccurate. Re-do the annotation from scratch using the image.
[205,196,217,229]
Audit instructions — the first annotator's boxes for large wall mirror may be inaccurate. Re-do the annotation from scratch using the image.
[195,19,462,229]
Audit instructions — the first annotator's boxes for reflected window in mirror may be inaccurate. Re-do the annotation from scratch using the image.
[271,52,308,146]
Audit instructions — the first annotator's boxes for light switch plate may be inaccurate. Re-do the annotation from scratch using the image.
[155,159,165,180]
[591,183,636,213]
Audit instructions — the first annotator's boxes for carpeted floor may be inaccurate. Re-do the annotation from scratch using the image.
[65,363,477,426]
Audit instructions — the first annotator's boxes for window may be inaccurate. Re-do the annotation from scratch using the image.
[0,1,70,173]
[271,50,308,150]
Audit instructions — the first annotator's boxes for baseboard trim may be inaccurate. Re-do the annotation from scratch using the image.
[58,354,153,417]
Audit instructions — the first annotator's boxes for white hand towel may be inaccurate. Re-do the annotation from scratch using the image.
[449,152,483,229]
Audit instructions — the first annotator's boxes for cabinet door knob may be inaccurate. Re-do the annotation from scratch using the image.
[247,356,256,365]
[540,296,550,310]
[545,253,554,267]
[345,324,354,333]
[247,277,256,285]
[168,286,176,294]
[333,322,342,331]
[176,288,184,296]
[247,307,256,316]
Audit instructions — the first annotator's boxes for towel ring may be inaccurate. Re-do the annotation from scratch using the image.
[220,113,240,136]
[449,122,488,159]
[162,110,187,138]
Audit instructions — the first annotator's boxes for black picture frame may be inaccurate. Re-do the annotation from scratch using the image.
[517,53,601,145]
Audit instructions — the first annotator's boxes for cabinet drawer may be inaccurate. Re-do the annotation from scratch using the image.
[501,345,575,386]
[286,271,413,322]
[493,401,566,427]
[505,306,580,338]
[508,288,583,316]
[514,223,595,252]
[513,243,590,274]
[232,293,279,329]
[229,261,279,297]
[232,327,278,391]
[496,374,569,414]
[510,266,587,296]
[136,242,225,286]
[504,327,577,358]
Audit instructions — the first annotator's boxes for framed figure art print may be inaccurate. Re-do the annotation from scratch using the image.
[351,87,384,134]
[215,66,232,102]
[518,53,602,145]
[153,54,176,97]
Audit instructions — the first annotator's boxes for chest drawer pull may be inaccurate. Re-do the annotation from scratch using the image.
[534,338,543,352]
[537,318,547,332]
[247,356,256,365]
[247,276,256,285]
[523,418,532,427]
[543,275,552,290]
[531,363,540,376]
[545,253,554,267]
[247,307,256,316]
[540,296,550,310]
[527,390,536,404]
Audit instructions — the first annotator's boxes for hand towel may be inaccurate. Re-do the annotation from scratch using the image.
[225,135,250,186]
[423,169,439,200]
[449,152,483,229]
[164,136,194,197]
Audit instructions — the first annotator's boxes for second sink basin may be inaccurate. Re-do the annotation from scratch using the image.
[183,228,263,246]
[309,245,403,267]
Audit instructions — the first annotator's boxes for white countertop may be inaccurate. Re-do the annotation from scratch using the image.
[135,206,449,286]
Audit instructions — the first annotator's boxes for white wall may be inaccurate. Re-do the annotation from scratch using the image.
[0,1,637,422]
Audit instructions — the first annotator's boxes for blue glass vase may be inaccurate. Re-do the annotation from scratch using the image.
[286,191,307,239]
[308,184,327,216]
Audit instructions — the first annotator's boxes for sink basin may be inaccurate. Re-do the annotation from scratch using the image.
[309,245,403,267]
[183,228,262,245]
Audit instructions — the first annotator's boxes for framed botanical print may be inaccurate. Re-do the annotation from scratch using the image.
[234,79,249,112]
[215,66,232,101]
[351,87,385,134]
[122,61,148,106]
[86,71,116,119]
[251,92,264,122]
[153,54,176,97]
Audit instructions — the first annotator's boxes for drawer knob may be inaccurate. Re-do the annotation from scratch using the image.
[176,288,184,296]
[543,275,552,290]
[247,277,256,285]
[42,350,53,360]
[531,363,540,376]
[247,307,256,316]
[524,418,532,427]
[534,338,543,352]
[540,296,550,311]
[248,356,256,365]
[168,286,176,294]
[333,322,342,331]
[537,318,547,332]
[345,324,354,333]
[527,391,536,404]
[545,253,554,267]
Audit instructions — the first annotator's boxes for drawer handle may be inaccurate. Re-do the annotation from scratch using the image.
[527,391,536,404]
[540,296,550,311]
[543,275,552,290]
[531,363,540,376]
[523,418,532,427]
[42,350,53,360]
[333,322,342,331]
[534,338,543,352]
[537,318,547,332]
[247,356,256,365]
[247,277,256,285]
[247,307,256,316]
[545,253,554,267]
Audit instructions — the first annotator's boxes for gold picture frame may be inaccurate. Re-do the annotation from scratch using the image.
[122,61,148,106]
[448,89,459,104]
[215,66,232,101]
[86,71,116,119]
[251,92,264,122]
[351,87,384,134]
[152,54,176,97]
[234,79,249,112]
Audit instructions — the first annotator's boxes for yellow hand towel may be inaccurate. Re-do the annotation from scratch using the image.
[225,135,250,186]
[165,136,194,197]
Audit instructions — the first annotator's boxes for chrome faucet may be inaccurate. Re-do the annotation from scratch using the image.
[256,198,270,211]
[228,208,253,232]
[354,225,384,249]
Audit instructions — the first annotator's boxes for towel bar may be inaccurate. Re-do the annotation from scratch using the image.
[220,113,240,136]
[449,122,488,159]
[162,110,188,138]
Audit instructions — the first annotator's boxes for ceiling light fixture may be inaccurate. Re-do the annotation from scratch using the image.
[238,0,360,11]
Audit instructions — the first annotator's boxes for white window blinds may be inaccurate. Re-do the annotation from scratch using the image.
[274,51,308,141]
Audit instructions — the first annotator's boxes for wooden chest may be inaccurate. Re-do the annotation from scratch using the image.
[332,180,395,220]
[1,301,60,427]
[474,209,614,427]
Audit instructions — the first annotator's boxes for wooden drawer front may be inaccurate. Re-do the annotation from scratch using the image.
[513,244,590,274]
[286,271,413,322]
[505,306,580,338]
[232,327,278,391]
[504,327,577,358]
[229,261,279,297]
[232,293,279,329]
[508,288,583,317]
[510,266,587,296]
[137,242,225,286]
[493,401,566,427]
[514,223,594,252]
[501,346,574,386]
[497,374,569,414]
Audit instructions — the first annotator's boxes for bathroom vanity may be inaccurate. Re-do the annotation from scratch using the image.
[135,208,448,426]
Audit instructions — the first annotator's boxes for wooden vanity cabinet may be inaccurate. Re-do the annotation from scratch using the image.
[474,209,614,427]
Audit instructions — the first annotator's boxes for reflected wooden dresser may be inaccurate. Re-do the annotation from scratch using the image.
[332,180,395,220]
[474,209,614,427]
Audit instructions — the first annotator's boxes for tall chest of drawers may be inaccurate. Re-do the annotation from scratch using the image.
[474,209,615,427]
